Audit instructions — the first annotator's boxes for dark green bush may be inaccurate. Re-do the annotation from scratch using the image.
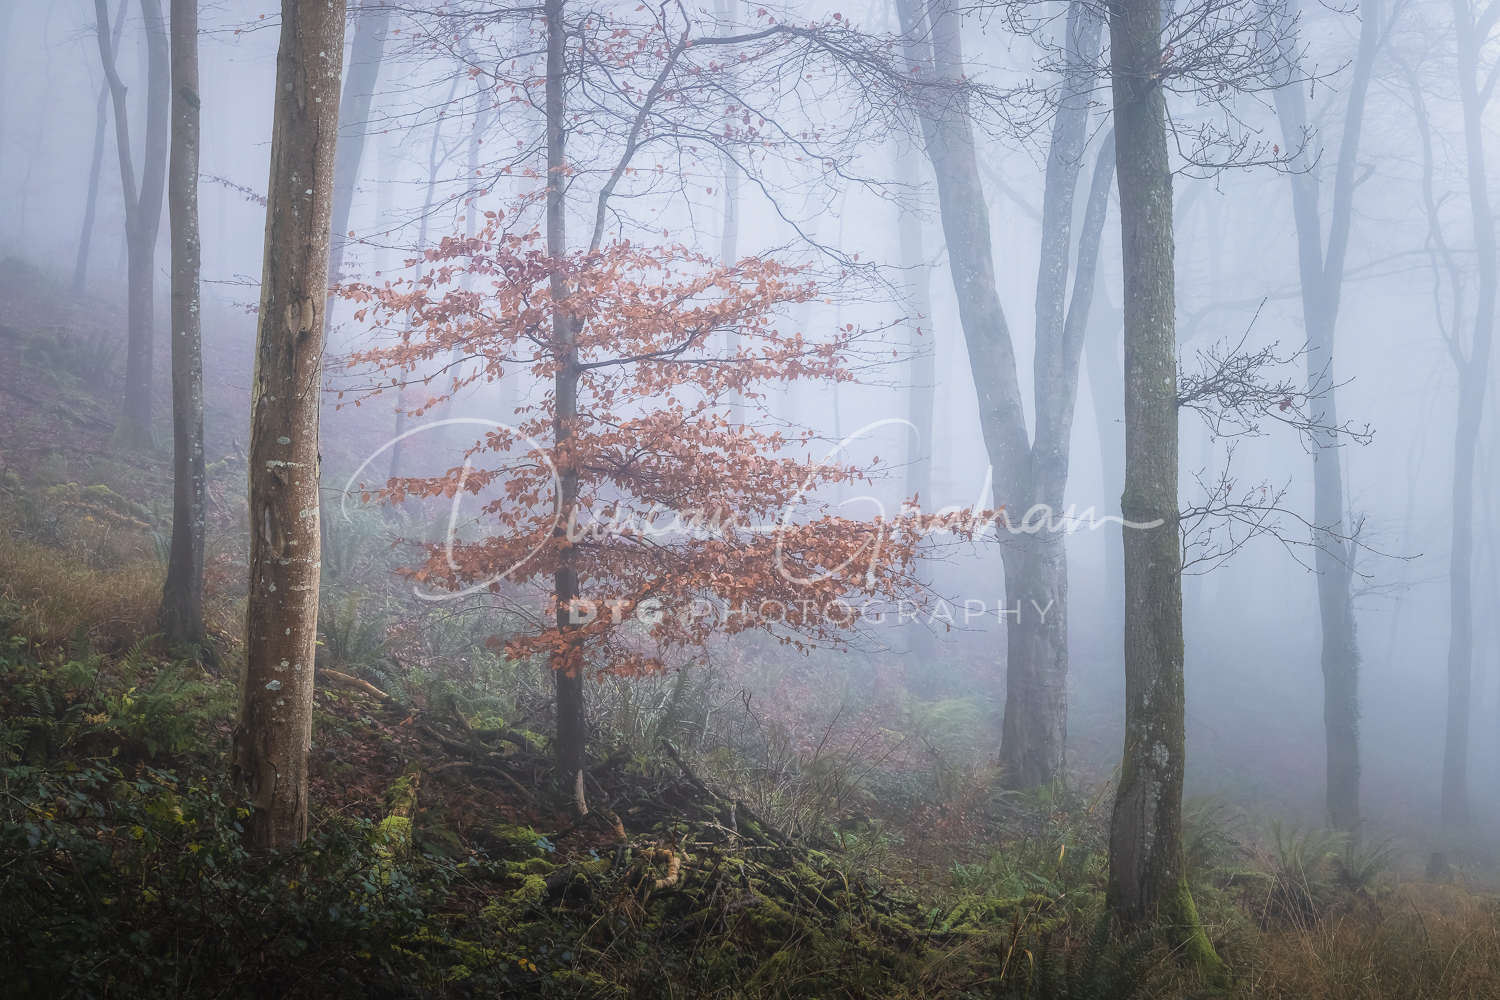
[0,762,543,998]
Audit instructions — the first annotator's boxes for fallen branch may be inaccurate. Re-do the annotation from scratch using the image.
[661,740,720,803]
[319,669,393,702]
[472,725,543,755]
[427,760,535,803]
[420,723,477,757]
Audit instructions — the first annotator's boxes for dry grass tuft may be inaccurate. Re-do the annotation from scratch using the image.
[1247,881,1500,998]
[0,529,161,650]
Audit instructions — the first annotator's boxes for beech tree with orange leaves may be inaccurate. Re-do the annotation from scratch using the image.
[332,0,990,795]
[343,229,930,788]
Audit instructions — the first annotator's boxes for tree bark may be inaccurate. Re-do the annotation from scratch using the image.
[230,0,346,852]
[1441,0,1498,829]
[546,0,587,783]
[1104,0,1223,975]
[1271,0,1379,833]
[75,0,129,299]
[160,0,206,647]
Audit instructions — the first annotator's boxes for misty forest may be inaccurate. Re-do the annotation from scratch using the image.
[2,0,1500,996]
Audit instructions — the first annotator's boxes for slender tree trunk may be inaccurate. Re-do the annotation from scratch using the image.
[1482,408,1500,806]
[386,72,457,510]
[897,0,1103,786]
[1440,0,1498,830]
[893,134,940,689]
[1105,0,1223,974]
[545,0,587,783]
[326,0,390,297]
[1271,0,1378,832]
[714,0,743,428]
[120,0,170,444]
[419,71,463,451]
[0,2,13,186]
[895,0,1030,777]
[1003,6,1104,786]
[1085,303,1126,611]
[317,0,388,552]
[75,0,129,299]
[230,0,346,851]
[95,0,142,410]
[160,0,206,647]
[895,137,936,510]
[1082,142,1125,650]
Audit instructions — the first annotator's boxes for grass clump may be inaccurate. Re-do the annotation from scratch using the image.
[0,529,162,650]
[1247,883,1500,999]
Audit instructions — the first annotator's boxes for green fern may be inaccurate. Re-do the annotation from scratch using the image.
[1262,820,1337,926]
[996,909,1168,1000]
[1333,832,1396,896]
[0,634,226,765]
[104,660,230,757]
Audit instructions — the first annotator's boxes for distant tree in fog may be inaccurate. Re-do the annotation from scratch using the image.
[92,0,170,446]
[893,0,1115,790]
[1270,0,1396,833]
[1394,0,1499,830]
[74,0,128,298]
[326,0,390,301]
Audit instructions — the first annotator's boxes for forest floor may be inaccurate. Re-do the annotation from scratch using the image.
[2,258,1500,998]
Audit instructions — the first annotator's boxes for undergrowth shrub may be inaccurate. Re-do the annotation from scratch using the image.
[0,762,536,999]
[0,635,228,768]
[991,908,1173,1000]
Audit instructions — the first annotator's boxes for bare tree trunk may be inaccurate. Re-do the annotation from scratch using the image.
[1271,0,1380,833]
[122,0,170,444]
[1105,0,1223,975]
[897,0,1103,787]
[893,133,940,689]
[1002,5,1104,786]
[317,0,388,552]
[96,0,142,408]
[1441,0,1497,828]
[895,137,936,511]
[1482,409,1500,806]
[546,0,587,783]
[714,0,743,428]
[230,0,346,852]
[326,0,390,294]
[160,0,206,647]
[1085,304,1125,605]
[75,0,129,299]
[387,383,407,481]
[1083,140,1124,650]
[0,2,13,185]
[387,71,457,511]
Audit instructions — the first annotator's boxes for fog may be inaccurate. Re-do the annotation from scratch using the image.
[1,0,1496,860]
